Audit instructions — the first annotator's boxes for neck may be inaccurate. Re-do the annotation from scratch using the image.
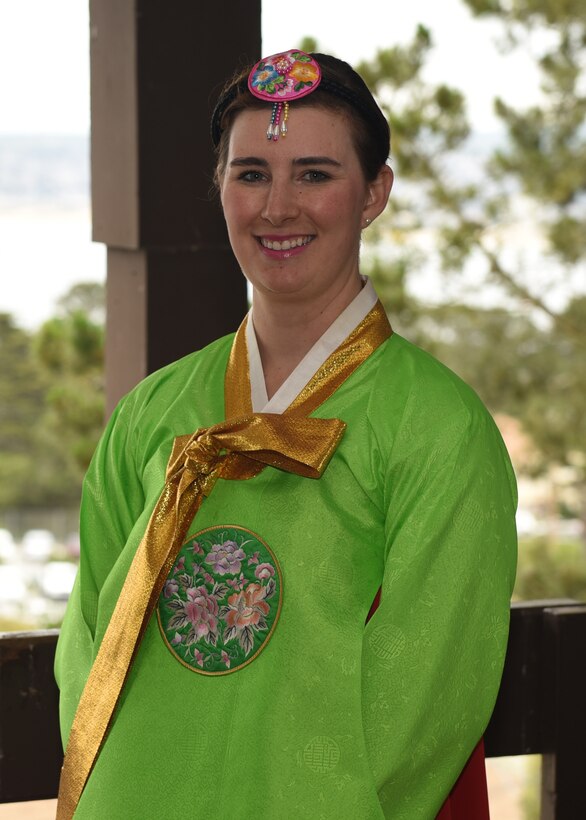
[251,276,363,399]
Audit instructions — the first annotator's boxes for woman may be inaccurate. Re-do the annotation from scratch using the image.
[55,51,517,819]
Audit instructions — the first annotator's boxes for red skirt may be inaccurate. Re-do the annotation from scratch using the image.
[436,739,490,819]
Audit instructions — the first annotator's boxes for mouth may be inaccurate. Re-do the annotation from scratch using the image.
[258,235,314,252]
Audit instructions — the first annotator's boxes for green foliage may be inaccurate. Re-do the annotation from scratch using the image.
[34,287,105,477]
[0,314,45,456]
[357,11,586,314]
[56,281,105,324]
[298,36,318,54]
[0,314,69,507]
[464,0,586,29]
[0,284,105,510]
[463,0,586,274]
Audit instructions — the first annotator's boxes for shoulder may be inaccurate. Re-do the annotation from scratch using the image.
[375,333,490,416]
[115,332,235,421]
[90,332,236,479]
[368,333,504,457]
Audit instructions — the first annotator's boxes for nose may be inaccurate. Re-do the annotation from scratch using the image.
[260,178,300,225]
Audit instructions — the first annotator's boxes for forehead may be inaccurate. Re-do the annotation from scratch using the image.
[226,105,360,164]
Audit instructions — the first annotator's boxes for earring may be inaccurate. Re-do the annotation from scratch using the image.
[363,218,371,228]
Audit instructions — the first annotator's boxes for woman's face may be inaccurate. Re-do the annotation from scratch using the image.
[219,106,392,307]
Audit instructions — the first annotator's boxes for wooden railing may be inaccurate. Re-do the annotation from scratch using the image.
[1,600,586,816]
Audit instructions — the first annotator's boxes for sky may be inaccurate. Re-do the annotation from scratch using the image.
[0,0,546,328]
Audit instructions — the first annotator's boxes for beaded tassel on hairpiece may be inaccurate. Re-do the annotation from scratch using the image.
[248,50,321,142]
[266,102,290,141]
[280,102,289,137]
[267,102,285,141]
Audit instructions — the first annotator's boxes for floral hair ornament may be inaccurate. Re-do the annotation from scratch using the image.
[248,50,322,141]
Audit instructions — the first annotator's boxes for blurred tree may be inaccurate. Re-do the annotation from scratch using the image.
[34,283,105,474]
[0,314,79,506]
[461,0,586,314]
[0,284,105,510]
[0,314,44,455]
[358,8,585,317]
[0,314,45,506]
[56,281,105,326]
[353,2,585,531]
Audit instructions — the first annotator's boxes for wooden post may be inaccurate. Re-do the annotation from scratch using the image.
[540,605,586,820]
[0,630,61,802]
[90,0,260,414]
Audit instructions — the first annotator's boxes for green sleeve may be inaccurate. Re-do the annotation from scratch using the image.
[54,394,145,745]
[362,396,517,818]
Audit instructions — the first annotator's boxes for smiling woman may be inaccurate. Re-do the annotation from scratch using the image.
[219,106,393,378]
[54,50,517,820]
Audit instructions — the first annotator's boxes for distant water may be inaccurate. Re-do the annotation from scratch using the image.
[0,134,104,329]
[0,133,90,206]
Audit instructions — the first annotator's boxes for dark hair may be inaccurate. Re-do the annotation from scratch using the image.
[211,52,390,184]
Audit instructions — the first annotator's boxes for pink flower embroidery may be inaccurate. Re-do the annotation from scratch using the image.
[255,563,275,580]
[184,585,219,641]
[276,77,296,97]
[225,583,270,630]
[194,650,205,668]
[221,650,231,669]
[223,583,271,656]
[205,540,246,575]
[171,632,183,645]
[247,551,260,566]
[173,556,185,573]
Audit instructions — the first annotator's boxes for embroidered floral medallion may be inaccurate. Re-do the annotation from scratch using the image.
[157,525,282,675]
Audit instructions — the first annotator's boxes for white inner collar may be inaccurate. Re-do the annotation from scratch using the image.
[246,278,378,414]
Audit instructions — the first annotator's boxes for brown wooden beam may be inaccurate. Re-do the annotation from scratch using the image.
[90,0,260,413]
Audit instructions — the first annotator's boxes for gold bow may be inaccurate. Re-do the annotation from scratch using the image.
[57,300,392,819]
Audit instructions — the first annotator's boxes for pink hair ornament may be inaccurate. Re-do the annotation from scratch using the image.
[247,50,322,141]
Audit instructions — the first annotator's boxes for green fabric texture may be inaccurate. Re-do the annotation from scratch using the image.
[55,332,517,819]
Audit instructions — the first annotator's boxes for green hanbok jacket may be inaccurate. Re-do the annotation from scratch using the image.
[55,323,517,819]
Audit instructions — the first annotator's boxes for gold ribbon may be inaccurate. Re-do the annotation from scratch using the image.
[57,299,391,819]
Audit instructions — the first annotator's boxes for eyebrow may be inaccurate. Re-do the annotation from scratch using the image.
[229,156,343,168]
[293,156,342,168]
[229,157,269,167]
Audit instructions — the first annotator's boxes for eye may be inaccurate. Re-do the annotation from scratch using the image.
[238,170,267,183]
[302,170,330,183]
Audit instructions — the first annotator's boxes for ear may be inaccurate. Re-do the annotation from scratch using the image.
[362,164,394,225]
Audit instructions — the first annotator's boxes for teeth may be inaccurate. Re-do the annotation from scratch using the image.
[261,236,312,251]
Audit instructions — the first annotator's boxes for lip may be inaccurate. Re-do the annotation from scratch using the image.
[257,234,314,259]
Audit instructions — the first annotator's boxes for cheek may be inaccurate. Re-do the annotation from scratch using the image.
[318,198,364,237]
[221,191,249,232]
